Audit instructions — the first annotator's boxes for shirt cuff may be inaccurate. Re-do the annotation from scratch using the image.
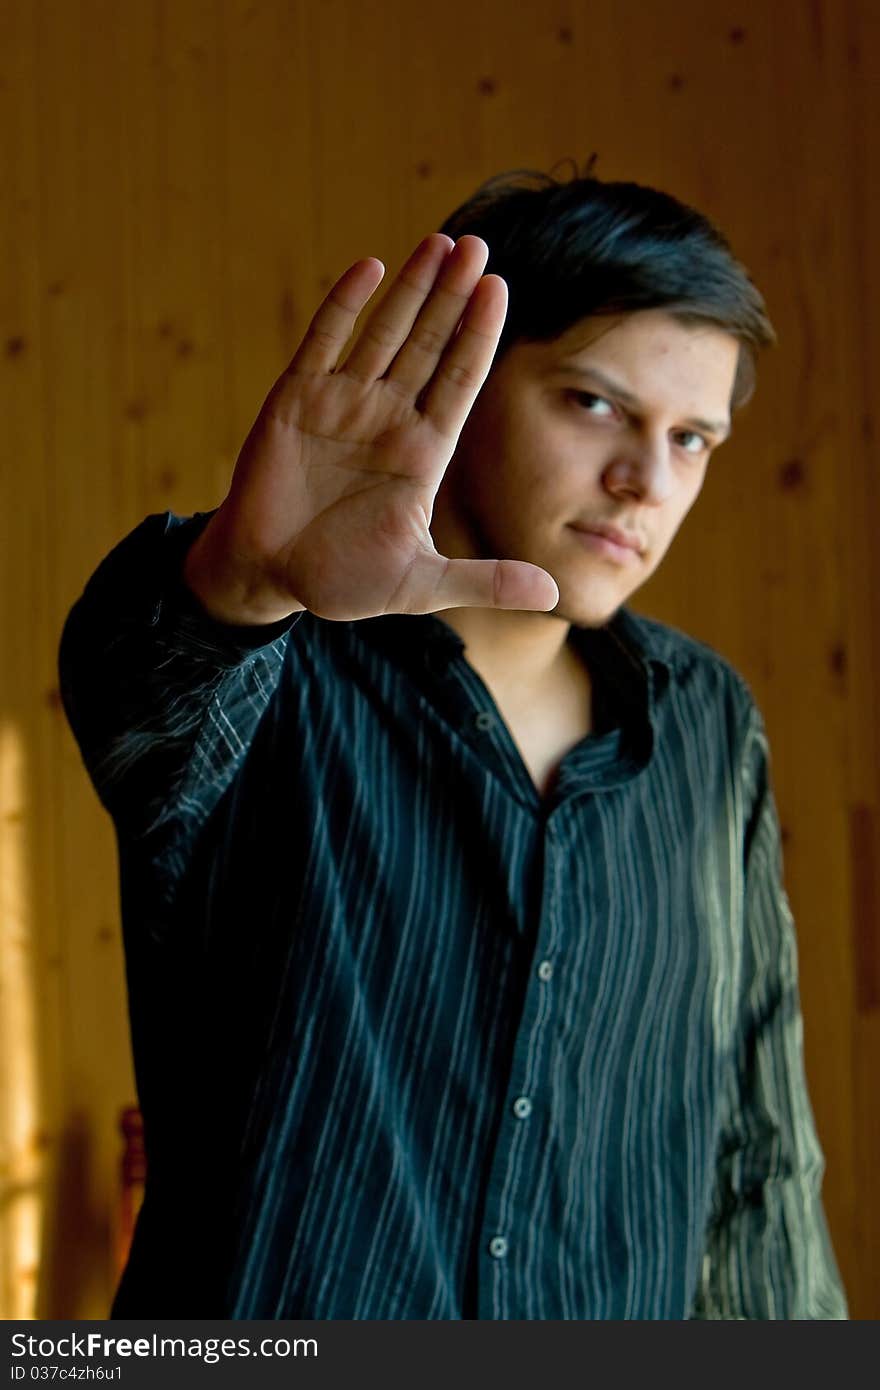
[152,511,307,661]
[101,509,306,666]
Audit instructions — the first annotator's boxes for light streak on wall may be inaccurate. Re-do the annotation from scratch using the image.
[0,721,41,1319]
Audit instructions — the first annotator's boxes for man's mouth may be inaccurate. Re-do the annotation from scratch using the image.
[568,521,645,561]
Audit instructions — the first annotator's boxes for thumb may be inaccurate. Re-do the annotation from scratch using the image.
[424,555,560,613]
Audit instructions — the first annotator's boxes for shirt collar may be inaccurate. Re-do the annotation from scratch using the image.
[357,606,672,733]
[355,612,465,679]
[353,608,677,793]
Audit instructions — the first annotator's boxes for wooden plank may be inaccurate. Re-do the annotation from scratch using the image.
[1,0,874,1317]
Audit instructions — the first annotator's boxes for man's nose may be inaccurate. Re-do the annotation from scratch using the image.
[601,433,675,505]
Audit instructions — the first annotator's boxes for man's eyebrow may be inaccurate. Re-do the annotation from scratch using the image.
[556,363,732,441]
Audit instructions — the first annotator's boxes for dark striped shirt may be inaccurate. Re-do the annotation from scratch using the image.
[58,508,848,1320]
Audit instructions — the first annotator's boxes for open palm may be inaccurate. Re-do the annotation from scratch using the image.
[188,234,559,623]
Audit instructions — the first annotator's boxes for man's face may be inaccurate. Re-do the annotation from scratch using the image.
[433,308,741,628]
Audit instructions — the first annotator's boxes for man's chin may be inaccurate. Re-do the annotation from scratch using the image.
[554,589,630,630]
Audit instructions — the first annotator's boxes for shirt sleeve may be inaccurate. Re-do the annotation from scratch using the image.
[689,700,849,1319]
[58,509,303,884]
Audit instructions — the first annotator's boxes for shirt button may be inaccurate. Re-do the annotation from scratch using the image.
[512,1095,532,1119]
[474,710,495,731]
[488,1236,509,1259]
[537,959,554,982]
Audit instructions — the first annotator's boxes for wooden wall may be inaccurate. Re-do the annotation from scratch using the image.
[1,0,877,1318]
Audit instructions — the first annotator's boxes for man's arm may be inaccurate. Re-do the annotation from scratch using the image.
[58,509,301,863]
[690,703,848,1319]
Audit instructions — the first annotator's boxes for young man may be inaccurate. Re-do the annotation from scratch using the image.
[59,170,848,1319]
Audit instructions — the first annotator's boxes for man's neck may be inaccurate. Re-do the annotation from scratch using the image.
[433,605,584,704]
[429,487,590,706]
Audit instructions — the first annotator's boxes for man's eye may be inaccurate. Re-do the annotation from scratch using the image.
[572,391,614,416]
[676,431,708,455]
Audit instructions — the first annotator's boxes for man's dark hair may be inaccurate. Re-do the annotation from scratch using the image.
[439,165,776,410]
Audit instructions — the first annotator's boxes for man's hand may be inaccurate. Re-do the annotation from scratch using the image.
[184,234,559,625]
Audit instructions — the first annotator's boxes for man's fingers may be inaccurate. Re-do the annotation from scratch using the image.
[417,275,509,438]
[422,555,559,613]
[286,258,387,376]
[340,234,458,383]
[380,236,492,396]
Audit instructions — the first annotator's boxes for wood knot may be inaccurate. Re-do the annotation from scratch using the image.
[778,457,806,490]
